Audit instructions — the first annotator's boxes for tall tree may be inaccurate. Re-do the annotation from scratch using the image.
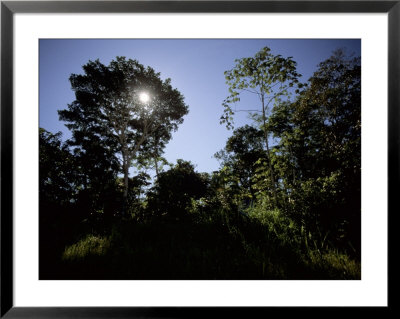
[59,57,188,213]
[221,47,301,206]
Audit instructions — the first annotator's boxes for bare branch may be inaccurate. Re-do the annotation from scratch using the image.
[241,88,260,96]
[235,109,262,113]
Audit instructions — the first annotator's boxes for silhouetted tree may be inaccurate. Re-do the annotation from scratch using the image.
[268,50,361,252]
[147,160,209,221]
[59,57,188,213]
[39,128,80,206]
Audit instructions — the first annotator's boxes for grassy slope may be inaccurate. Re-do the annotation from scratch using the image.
[47,208,360,280]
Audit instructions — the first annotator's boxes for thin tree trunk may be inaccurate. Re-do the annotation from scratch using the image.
[261,93,278,207]
[122,154,129,216]
[288,143,296,186]
[154,156,159,177]
[123,163,129,199]
[154,137,159,178]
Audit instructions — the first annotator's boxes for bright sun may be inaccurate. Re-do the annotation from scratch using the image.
[139,92,150,103]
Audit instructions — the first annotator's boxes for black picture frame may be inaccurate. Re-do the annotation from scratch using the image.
[1,0,396,317]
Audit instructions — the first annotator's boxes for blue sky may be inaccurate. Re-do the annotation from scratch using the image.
[39,39,360,174]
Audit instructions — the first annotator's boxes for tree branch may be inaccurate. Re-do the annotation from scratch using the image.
[235,109,262,113]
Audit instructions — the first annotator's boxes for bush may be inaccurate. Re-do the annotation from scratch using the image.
[62,234,111,261]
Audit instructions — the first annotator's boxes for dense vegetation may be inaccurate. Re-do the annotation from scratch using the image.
[40,49,361,280]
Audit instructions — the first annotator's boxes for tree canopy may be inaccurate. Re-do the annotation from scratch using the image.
[221,47,302,206]
[58,57,188,211]
[267,49,361,251]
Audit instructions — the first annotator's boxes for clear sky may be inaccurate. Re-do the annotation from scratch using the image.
[39,39,360,174]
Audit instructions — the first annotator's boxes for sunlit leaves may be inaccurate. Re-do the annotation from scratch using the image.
[220,46,301,131]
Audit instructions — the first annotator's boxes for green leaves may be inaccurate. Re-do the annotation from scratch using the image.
[218,48,361,255]
[221,46,302,130]
[220,46,304,209]
[263,50,361,250]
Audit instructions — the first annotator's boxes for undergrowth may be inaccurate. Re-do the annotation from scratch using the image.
[57,205,360,280]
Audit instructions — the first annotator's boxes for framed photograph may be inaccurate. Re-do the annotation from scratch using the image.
[1,0,395,317]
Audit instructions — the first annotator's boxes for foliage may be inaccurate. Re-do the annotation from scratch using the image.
[221,46,302,207]
[221,46,301,130]
[39,128,80,206]
[58,214,360,279]
[62,234,111,261]
[40,49,361,280]
[124,172,151,220]
[267,49,361,254]
[58,56,188,206]
[214,125,267,211]
[146,160,210,221]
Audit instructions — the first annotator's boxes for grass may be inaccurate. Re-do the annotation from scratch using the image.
[62,234,111,261]
[59,220,255,279]
[230,206,361,279]
[305,250,361,279]
[54,207,360,280]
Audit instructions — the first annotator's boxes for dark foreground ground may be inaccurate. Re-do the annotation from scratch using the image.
[40,214,360,280]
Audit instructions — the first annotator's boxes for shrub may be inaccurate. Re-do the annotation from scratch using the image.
[62,234,111,261]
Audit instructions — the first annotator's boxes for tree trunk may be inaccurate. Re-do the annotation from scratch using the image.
[261,94,278,207]
[123,164,129,198]
[122,155,129,216]
[288,143,296,186]
[154,137,159,178]
[154,156,159,178]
